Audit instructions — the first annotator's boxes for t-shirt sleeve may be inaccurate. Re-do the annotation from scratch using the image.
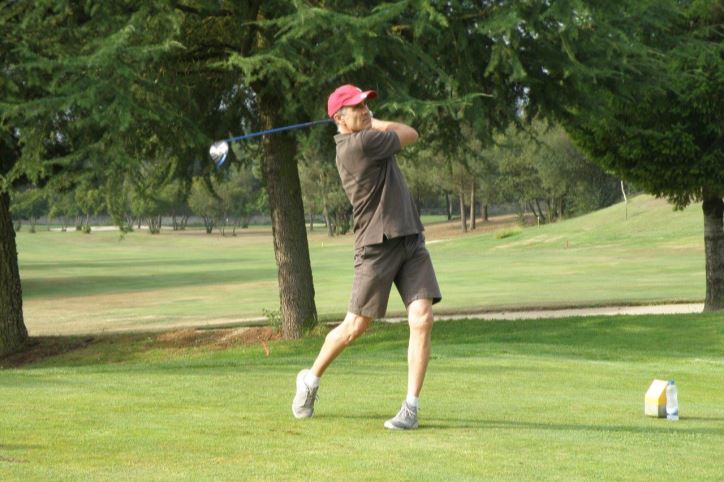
[360,130,401,160]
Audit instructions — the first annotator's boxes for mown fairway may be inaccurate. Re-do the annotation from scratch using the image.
[16,195,705,335]
[1,313,722,480]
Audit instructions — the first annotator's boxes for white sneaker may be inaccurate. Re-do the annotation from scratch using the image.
[384,401,418,430]
[292,369,318,419]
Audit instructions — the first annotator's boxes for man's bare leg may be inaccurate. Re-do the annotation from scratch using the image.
[384,298,433,429]
[293,312,371,418]
[406,298,434,398]
[310,312,372,377]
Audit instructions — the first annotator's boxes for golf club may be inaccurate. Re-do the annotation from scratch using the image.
[209,119,333,167]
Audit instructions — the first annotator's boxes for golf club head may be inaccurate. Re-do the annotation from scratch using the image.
[209,140,229,167]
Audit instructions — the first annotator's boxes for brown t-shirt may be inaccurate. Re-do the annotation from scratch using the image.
[334,129,424,248]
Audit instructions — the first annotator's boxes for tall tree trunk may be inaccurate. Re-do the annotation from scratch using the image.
[470,183,476,230]
[259,100,317,339]
[702,190,723,311]
[459,188,467,232]
[445,192,452,221]
[323,204,334,237]
[0,192,28,356]
[535,199,546,224]
[483,203,489,222]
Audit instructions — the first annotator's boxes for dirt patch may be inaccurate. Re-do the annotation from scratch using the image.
[0,455,27,464]
[423,214,534,241]
[155,327,281,349]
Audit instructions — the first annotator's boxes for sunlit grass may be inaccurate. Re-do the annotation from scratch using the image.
[16,195,705,335]
[1,312,722,480]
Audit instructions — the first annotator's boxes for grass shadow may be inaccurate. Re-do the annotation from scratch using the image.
[425,418,724,436]
[0,327,282,369]
[428,314,724,360]
[21,267,277,299]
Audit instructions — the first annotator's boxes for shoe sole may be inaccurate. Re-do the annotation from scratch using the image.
[384,421,418,430]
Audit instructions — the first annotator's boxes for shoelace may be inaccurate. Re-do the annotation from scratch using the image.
[304,386,319,407]
[398,403,416,420]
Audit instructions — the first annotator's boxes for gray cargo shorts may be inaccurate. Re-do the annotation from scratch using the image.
[348,233,442,319]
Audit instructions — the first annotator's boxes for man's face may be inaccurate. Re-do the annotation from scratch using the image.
[335,102,371,133]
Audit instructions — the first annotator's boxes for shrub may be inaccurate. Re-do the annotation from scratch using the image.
[495,227,522,239]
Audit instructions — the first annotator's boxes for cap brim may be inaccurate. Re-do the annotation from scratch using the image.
[341,90,377,108]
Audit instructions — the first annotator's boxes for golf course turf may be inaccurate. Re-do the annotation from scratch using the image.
[3,194,721,480]
[1,313,722,480]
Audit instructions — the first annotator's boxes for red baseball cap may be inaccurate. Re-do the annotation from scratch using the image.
[327,84,377,118]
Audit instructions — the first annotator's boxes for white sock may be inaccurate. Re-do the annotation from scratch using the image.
[304,371,320,388]
[406,394,419,408]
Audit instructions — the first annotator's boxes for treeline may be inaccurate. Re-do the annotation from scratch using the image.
[398,122,624,232]
[10,162,265,235]
[12,121,622,235]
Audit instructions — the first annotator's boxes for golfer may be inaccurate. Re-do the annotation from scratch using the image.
[292,84,442,430]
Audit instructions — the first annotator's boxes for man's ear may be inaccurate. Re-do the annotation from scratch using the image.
[333,113,346,130]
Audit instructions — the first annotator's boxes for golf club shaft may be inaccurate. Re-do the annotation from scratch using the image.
[211,118,333,167]
[221,119,333,144]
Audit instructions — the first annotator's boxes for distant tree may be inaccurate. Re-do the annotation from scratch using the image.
[188,178,222,235]
[217,164,264,235]
[125,159,178,234]
[493,123,620,223]
[74,183,105,233]
[537,128,619,218]
[398,152,445,217]
[10,187,47,232]
[164,180,192,231]
[47,191,75,232]
[298,133,353,237]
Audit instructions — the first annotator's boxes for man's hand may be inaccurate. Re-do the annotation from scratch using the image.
[371,118,419,148]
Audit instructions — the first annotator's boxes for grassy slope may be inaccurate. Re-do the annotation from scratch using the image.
[433,195,704,313]
[16,195,705,335]
[1,312,722,480]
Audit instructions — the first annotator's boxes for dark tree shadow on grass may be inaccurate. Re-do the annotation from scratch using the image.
[423,418,724,435]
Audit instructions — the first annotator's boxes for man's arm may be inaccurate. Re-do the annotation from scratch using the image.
[371,118,419,148]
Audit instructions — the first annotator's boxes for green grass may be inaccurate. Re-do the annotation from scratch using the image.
[1,313,722,480]
[16,195,706,334]
[419,213,449,225]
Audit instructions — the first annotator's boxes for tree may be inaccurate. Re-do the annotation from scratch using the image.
[47,191,75,231]
[165,180,192,232]
[0,145,26,355]
[188,177,222,234]
[536,127,620,218]
[1,1,188,353]
[74,182,105,233]
[493,122,620,223]
[10,186,47,232]
[298,133,352,236]
[560,1,723,310]
[217,163,264,235]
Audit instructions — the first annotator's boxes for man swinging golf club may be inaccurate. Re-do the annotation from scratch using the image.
[292,85,442,430]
